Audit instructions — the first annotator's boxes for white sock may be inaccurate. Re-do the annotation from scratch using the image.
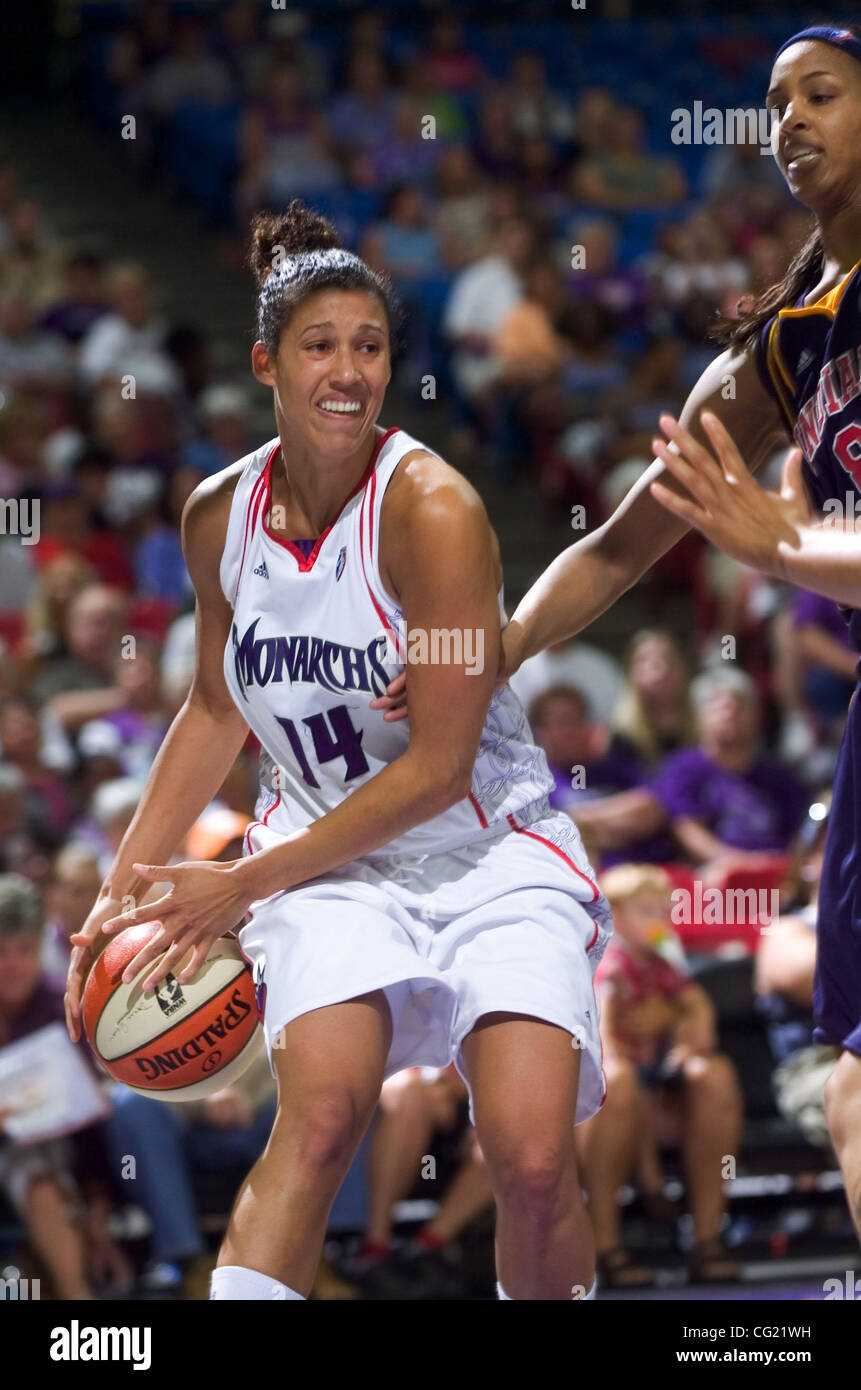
[496,1276,597,1300]
[210,1265,305,1300]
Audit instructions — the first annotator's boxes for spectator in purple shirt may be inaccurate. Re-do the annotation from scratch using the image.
[38,249,109,347]
[528,684,672,867]
[653,668,809,877]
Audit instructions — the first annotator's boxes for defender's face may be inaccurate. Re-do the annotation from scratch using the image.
[767,40,861,209]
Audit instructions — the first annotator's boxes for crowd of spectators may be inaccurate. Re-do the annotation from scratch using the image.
[0,2,855,1298]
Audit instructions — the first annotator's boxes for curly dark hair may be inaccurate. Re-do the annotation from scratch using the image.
[249,200,401,355]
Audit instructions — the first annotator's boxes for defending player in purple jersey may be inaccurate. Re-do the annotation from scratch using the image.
[463,24,861,1245]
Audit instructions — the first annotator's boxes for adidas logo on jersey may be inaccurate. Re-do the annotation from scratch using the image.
[253,559,270,579]
[796,348,814,373]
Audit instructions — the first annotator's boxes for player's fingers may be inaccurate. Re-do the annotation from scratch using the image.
[699,410,749,481]
[369,694,405,712]
[69,931,95,949]
[132,862,175,884]
[64,989,81,1041]
[140,938,191,993]
[382,704,409,722]
[176,940,210,984]
[120,929,170,985]
[64,945,90,1036]
[102,896,172,934]
[649,479,707,529]
[659,413,723,480]
[386,672,406,697]
[652,439,713,506]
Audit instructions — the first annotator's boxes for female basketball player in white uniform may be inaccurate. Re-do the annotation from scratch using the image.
[65,202,612,1301]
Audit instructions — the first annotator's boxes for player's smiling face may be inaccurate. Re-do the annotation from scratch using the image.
[766,41,861,207]
[254,288,391,452]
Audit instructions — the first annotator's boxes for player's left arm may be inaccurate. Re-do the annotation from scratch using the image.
[112,455,503,988]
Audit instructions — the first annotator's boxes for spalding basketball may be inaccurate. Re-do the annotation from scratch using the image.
[83,923,264,1101]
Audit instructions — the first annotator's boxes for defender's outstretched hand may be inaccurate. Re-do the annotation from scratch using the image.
[649,411,813,573]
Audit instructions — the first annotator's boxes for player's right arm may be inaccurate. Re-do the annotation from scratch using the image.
[503,345,790,673]
[65,471,250,1039]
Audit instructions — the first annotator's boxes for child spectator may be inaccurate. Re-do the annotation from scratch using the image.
[580,864,743,1287]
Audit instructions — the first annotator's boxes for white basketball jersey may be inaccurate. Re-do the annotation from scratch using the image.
[220,426,555,856]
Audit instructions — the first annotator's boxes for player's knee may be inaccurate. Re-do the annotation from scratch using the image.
[488,1134,571,1219]
[277,1087,367,1172]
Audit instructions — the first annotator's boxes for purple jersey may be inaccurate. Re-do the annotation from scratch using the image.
[755,262,861,667]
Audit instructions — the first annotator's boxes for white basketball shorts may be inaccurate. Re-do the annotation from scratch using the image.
[237,805,613,1125]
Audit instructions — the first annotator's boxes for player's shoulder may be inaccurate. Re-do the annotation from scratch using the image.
[383,436,488,524]
[183,445,266,539]
[181,444,267,574]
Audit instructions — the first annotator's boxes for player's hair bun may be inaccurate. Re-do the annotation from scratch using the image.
[249,201,341,288]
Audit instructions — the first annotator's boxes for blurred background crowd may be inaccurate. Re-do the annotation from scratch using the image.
[0,0,857,1299]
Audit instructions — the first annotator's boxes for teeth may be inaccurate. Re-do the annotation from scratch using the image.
[319,400,361,414]
[787,150,819,166]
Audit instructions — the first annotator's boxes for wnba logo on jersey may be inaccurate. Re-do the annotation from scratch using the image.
[335,545,347,581]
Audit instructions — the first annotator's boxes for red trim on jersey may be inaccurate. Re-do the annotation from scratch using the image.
[235,465,269,602]
[261,427,401,572]
[243,791,283,857]
[468,792,489,828]
[506,812,600,902]
[368,466,376,558]
[591,971,607,1109]
[359,490,398,639]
